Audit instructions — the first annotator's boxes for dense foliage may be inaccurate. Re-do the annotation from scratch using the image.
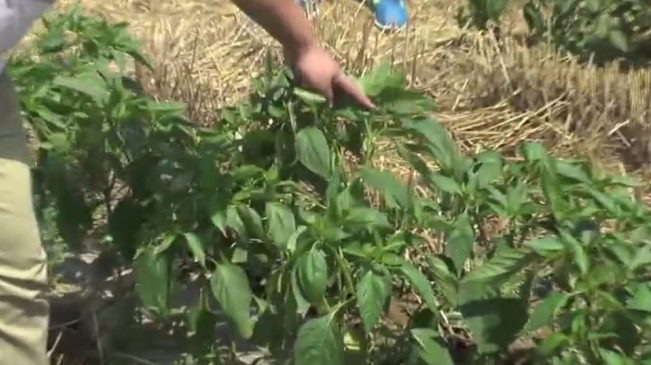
[10,8,651,365]
[458,0,651,64]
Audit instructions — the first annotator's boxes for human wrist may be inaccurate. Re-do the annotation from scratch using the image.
[281,36,317,63]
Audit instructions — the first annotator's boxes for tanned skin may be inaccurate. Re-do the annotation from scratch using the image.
[231,0,375,109]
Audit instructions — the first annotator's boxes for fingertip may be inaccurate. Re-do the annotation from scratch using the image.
[357,95,375,110]
[335,74,376,110]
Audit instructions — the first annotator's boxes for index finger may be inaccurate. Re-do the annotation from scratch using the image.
[333,73,375,110]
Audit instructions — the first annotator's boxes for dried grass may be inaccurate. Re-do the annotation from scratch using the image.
[430,34,651,168]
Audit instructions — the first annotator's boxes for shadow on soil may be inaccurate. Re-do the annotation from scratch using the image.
[47,254,275,365]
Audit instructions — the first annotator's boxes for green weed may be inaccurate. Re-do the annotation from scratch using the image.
[458,0,651,65]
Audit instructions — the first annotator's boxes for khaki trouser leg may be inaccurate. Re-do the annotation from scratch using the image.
[0,71,49,365]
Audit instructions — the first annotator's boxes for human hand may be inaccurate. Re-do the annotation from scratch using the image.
[283,44,375,109]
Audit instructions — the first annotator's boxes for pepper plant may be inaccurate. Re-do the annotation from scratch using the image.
[10,8,651,365]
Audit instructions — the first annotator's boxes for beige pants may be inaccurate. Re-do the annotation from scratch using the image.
[0,71,49,365]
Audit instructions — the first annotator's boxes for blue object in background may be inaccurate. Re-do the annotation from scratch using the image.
[294,0,408,31]
[296,0,320,15]
[371,0,408,30]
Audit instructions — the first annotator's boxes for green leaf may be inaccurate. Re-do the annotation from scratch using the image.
[134,249,170,317]
[356,270,391,333]
[237,205,265,239]
[411,328,455,365]
[599,348,631,365]
[587,187,620,214]
[291,269,312,316]
[294,88,327,104]
[429,173,462,195]
[610,312,641,356]
[53,73,110,103]
[287,225,308,253]
[360,167,409,208]
[210,261,253,338]
[608,174,644,188]
[427,256,459,307]
[627,284,651,313]
[520,141,548,164]
[486,0,507,19]
[541,172,566,216]
[473,153,503,189]
[226,205,247,239]
[231,247,248,263]
[459,292,529,354]
[556,160,592,185]
[584,0,599,12]
[295,126,331,179]
[444,212,475,277]
[345,207,390,228]
[405,118,460,173]
[44,132,71,152]
[183,232,206,267]
[335,186,357,216]
[462,246,535,285]
[385,90,435,116]
[629,244,651,270]
[36,28,66,53]
[186,292,219,337]
[294,314,344,365]
[523,1,544,33]
[45,155,94,251]
[147,100,186,115]
[106,198,147,260]
[506,183,528,216]
[325,168,344,217]
[297,249,329,304]
[609,30,628,52]
[211,210,227,235]
[397,145,432,180]
[458,267,533,354]
[358,62,394,97]
[343,325,367,364]
[398,262,437,312]
[153,234,176,255]
[537,332,570,356]
[265,202,296,248]
[567,238,589,275]
[528,237,564,255]
[523,292,570,333]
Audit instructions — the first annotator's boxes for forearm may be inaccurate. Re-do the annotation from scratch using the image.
[231,0,316,56]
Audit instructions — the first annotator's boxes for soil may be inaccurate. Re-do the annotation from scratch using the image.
[47,251,271,365]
